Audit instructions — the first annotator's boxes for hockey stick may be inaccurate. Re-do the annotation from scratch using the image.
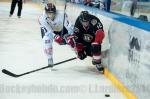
[42,0,48,4]
[2,57,77,78]
[61,0,67,37]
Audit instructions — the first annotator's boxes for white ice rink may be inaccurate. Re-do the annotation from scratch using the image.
[0,2,126,99]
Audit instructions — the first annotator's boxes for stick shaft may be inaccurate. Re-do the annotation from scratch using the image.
[21,57,76,76]
[2,57,77,77]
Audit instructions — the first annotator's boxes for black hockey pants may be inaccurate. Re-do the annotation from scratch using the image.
[10,0,22,16]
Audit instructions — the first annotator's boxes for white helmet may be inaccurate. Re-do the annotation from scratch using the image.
[45,3,56,20]
[45,3,56,13]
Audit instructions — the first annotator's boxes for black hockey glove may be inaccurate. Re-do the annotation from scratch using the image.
[75,43,87,60]
[77,50,87,60]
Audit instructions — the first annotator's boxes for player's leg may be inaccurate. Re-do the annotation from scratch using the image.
[43,34,53,67]
[10,0,17,16]
[17,0,22,18]
[91,43,104,72]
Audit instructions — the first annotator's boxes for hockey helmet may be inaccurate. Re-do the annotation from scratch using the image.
[79,11,90,22]
[45,3,56,13]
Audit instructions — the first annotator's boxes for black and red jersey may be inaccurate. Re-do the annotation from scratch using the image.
[73,14,104,46]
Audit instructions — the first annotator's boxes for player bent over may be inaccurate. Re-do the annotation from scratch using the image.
[67,11,105,72]
[38,3,72,67]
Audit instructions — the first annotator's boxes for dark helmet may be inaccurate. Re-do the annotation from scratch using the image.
[79,11,90,22]
[45,3,56,13]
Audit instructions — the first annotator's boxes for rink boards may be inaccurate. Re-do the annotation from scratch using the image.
[1,0,150,99]
[64,2,150,99]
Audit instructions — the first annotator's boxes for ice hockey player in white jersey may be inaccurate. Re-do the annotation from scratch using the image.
[38,3,73,67]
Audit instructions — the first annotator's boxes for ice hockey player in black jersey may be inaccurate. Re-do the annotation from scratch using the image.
[67,11,105,72]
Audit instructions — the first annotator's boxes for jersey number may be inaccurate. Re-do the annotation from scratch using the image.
[83,34,93,42]
[41,27,47,34]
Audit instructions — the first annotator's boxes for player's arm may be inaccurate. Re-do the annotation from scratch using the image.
[91,18,105,65]
[94,17,105,44]
[67,18,86,60]
[42,16,65,45]
[66,17,82,48]
[38,16,54,38]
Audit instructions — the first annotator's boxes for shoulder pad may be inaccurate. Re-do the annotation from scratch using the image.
[91,19,98,26]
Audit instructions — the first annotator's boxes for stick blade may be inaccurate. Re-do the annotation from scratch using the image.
[2,69,19,77]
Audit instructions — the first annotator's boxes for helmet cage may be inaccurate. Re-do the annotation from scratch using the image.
[79,11,90,22]
[45,3,56,13]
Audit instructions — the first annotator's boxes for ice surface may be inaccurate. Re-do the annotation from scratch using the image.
[0,2,125,99]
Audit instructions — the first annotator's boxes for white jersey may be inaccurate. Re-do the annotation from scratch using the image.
[38,11,73,65]
[38,11,73,36]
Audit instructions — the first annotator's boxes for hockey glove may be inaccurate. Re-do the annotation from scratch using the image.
[95,30,105,44]
[66,34,76,48]
[54,35,66,45]
[75,43,87,60]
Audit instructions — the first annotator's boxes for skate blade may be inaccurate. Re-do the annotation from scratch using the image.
[95,64,104,74]
[97,68,104,74]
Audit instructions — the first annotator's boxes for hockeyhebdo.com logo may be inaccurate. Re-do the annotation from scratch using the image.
[0,84,120,94]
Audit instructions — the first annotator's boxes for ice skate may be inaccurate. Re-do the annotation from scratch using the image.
[48,58,53,68]
[95,64,104,74]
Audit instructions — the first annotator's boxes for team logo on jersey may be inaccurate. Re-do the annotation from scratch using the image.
[83,34,93,42]
[91,19,97,26]
[74,27,79,33]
